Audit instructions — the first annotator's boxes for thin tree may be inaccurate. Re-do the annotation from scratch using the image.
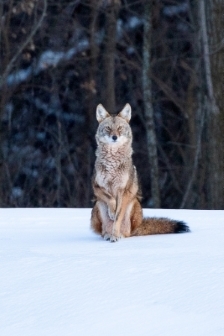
[202,0,224,209]
[142,1,161,208]
[103,0,120,112]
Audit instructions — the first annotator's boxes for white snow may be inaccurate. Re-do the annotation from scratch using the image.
[5,42,89,88]
[0,208,224,336]
[163,3,189,17]
[4,16,143,88]
[6,68,33,86]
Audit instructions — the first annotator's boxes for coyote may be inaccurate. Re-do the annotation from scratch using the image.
[91,103,189,242]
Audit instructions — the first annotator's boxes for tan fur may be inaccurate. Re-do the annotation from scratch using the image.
[91,104,189,242]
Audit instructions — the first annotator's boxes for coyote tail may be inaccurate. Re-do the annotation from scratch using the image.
[132,217,190,236]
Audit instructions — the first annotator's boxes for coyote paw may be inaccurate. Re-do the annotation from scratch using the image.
[108,199,116,220]
[110,235,119,243]
[108,208,116,220]
[103,233,111,241]
[103,233,122,242]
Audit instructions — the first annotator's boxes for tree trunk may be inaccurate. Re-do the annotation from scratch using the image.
[103,0,120,112]
[200,0,224,209]
[142,2,161,208]
[180,1,204,209]
[85,0,100,207]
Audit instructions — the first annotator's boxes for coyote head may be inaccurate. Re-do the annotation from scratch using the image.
[95,104,132,146]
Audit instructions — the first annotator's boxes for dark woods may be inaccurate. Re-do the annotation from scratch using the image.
[0,0,224,209]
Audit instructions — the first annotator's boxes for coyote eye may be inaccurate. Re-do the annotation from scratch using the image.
[105,126,111,133]
[117,126,123,133]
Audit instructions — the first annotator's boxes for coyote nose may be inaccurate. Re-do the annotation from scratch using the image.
[112,135,117,141]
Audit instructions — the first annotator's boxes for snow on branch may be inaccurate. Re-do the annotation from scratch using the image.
[163,3,189,17]
[2,15,142,89]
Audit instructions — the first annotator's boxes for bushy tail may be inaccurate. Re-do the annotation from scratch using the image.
[131,217,190,236]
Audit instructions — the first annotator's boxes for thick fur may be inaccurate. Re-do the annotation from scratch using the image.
[91,104,190,242]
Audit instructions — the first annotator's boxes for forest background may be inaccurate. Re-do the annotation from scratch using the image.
[0,0,223,209]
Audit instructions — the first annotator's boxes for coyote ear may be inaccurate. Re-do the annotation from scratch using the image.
[118,103,131,122]
[96,104,110,123]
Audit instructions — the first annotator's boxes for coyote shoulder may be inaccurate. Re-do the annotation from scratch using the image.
[91,103,189,242]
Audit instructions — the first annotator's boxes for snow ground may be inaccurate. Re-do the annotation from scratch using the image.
[0,208,224,336]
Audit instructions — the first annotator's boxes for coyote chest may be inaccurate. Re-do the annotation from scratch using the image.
[95,153,130,195]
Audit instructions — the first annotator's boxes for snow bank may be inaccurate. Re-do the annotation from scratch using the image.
[0,208,224,336]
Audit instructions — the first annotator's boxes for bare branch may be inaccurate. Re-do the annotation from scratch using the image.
[1,0,47,85]
[210,38,224,54]
[199,0,219,114]
[180,109,204,209]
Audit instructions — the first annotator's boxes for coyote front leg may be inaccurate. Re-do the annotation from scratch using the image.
[93,182,116,220]
[110,191,131,242]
